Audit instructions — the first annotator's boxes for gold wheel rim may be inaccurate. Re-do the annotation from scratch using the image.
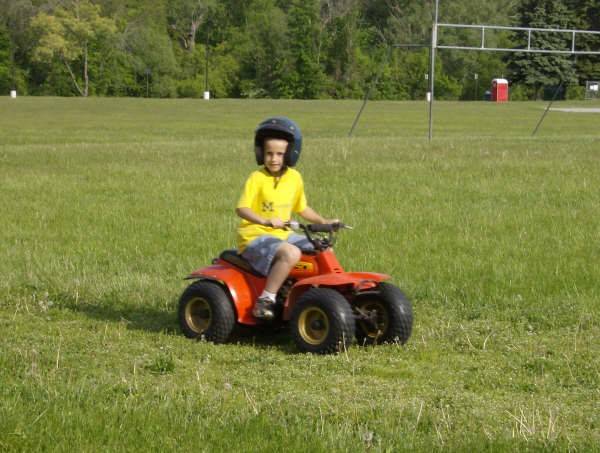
[357,300,389,339]
[298,307,330,346]
[185,297,212,334]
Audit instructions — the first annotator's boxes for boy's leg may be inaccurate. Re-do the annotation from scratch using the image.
[264,242,301,293]
[253,242,301,320]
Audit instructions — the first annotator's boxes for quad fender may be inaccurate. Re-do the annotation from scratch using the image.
[283,272,390,321]
[187,264,264,326]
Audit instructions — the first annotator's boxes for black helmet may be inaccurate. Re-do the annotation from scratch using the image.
[254,117,302,167]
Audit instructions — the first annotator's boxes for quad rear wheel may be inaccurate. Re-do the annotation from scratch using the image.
[354,283,412,345]
[178,280,235,343]
[291,288,355,354]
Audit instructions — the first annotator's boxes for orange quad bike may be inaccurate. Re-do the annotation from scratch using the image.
[178,222,413,354]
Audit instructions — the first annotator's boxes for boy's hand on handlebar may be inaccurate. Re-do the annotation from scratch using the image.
[323,219,349,231]
[285,220,300,230]
[266,217,286,229]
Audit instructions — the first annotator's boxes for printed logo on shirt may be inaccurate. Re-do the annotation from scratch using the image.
[262,201,274,212]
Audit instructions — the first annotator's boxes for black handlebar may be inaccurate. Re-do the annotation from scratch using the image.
[285,221,351,251]
[307,223,347,233]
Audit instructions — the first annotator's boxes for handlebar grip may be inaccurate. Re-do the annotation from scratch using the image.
[307,224,331,233]
[307,223,344,233]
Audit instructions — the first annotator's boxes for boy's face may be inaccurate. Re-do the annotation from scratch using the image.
[263,138,288,176]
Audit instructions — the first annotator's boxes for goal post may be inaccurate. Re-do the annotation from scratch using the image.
[426,0,600,139]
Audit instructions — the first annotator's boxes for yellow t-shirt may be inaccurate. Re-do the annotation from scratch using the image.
[237,168,307,251]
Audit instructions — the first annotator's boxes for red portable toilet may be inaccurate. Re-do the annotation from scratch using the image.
[491,78,508,102]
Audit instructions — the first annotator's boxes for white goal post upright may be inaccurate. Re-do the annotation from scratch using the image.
[428,0,439,142]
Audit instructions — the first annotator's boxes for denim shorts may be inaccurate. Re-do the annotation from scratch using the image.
[241,233,314,276]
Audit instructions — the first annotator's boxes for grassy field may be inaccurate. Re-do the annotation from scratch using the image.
[1,97,599,451]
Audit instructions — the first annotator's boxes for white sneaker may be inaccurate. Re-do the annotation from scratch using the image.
[252,297,275,320]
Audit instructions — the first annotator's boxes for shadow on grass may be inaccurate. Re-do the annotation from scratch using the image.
[60,293,296,352]
[83,303,178,334]
[59,295,179,335]
[229,324,296,353]
[41,285,296,351]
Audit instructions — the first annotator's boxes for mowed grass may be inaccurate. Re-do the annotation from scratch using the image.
[1,97,599,451]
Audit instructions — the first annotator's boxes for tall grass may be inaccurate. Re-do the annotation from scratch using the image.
[1,97,599,451]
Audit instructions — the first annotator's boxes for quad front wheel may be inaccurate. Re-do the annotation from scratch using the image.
[178,280,235,343]
[291,288,355,354]
[354,283,413,345]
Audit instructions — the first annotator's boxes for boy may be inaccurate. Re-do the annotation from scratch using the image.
[236,117,337,320]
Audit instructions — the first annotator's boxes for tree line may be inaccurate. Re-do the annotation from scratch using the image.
[1,0,598,100]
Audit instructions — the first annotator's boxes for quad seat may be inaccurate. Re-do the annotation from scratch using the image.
[217,249,262,276]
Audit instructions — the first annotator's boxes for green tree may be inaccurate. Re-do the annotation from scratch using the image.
[101,0,179,96]
[125,24,179,97]
[383,0,431,45]
[323,4,368,98]
[236,0,290,98]
[4,0,575,99]
[0,22,13,93]
[286,0,325,98]
[507,0,578,99]
[0,0,40,94]
[317,0,357,66]
[565,0,600,84]
[30,0,118,96]
[176,42,239,98]
[167,0,216,51]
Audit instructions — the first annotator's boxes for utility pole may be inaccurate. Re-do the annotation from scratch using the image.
[204,20,210,99]
[144,68,151,97]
